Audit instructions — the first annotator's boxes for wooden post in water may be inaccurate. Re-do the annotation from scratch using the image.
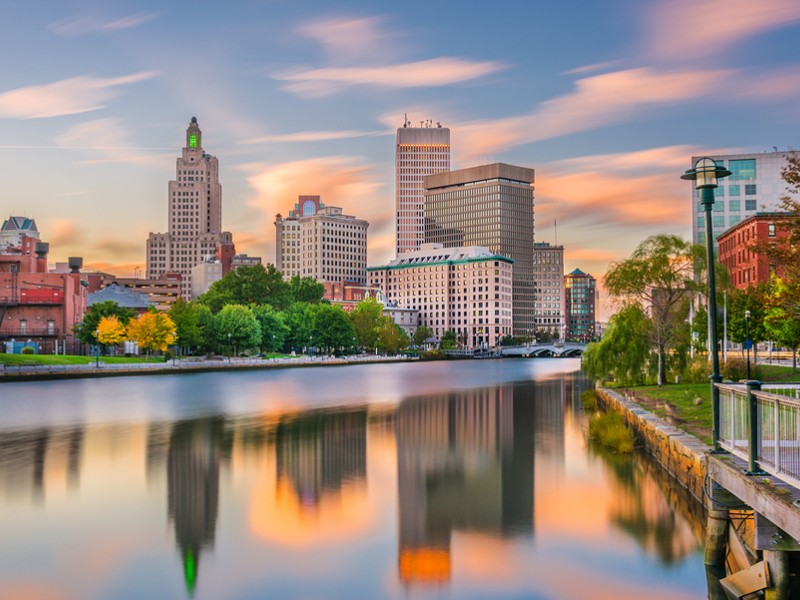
[705,509,729,567]
[763,550,789,600]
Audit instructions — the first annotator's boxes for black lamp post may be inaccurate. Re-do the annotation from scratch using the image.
[95,329,100,367]
[745,309,751,379]
[682,157,731,451]
[227,332,232,363]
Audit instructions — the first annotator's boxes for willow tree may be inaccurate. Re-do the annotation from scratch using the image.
[604,235,698,386]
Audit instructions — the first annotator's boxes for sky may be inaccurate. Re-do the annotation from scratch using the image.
[2,0,800,318]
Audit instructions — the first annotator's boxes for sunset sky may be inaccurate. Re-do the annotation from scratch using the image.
[2,0,800,316]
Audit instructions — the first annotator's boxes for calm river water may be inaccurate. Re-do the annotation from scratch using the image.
[0,359,708,599]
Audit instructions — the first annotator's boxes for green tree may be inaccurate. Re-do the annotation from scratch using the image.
[727,286,768,361]
[196,303,216,353]
[582,304,652,385]
[764,279,800,370]
[377,320,410,355]
[252,304,289,352]
[75,300,136,345]
[350,297,384,350]
[283,302,314,352]
[440,329,457,350]
[199,264,290,312]
[311,303,357,355]
[288,275,325,304]
[214,304,262,356]
[604,235,697,386]
[413,325,434,346]
[169,299,206,355]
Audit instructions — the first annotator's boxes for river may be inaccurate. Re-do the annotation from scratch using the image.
[0,358,708,599]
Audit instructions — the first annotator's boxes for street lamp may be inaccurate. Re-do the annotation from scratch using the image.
[95,329,100,367]
[682,157,732,451]
[745,309,751,379]
[227,332,232,363]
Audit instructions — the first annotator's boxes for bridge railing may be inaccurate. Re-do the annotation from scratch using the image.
[716,382,800,486]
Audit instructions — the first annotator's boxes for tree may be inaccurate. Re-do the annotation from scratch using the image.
[199,264,290,312]
[350,297,384,350]
[440,329,457,350]
[252,304,289,352]
[288,275,325,304]
[377,320,410,355]
[214,304,261,356]
[764,279,800,370]
[75,301,136,345]
[96,315,127,353]
[413,325,434,346]
[604,235,697,386]
[727,286,768,361]
[169,299,205,355]
[126,312,176,360]
[283,302,314,351]
[582,304,652,385]
[311,303,357,354]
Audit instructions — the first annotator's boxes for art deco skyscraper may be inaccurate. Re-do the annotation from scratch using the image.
[147,118,233,299]
[395,119,450,254]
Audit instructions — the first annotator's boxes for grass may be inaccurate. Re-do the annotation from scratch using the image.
[0,354,165,366]
[588,411,635,454]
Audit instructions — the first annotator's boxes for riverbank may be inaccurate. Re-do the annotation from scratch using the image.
[0,354,417,382]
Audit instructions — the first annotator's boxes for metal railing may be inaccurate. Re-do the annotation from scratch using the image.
[716,382,800,486]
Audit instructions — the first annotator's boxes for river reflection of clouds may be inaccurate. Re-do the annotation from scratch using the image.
[0,361,706,599]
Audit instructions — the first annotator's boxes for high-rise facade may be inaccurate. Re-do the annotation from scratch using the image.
[423,163,536,336]
[532,242,564,340]
[690,151,798,249]
[564,268,596,342]
[147,118,233,299]
[275,195,368,283]
[368,243,513,348]
[395,121,450,254]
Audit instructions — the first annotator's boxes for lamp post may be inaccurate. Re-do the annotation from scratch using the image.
[95,329,100,367]
[745,309,751,380]
[227,332,232,363]
[682,157,731,452]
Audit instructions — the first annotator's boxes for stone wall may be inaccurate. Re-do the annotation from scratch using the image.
[597,388,711,504]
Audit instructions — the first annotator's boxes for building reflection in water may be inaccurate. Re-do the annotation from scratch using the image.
[275,408,367,509]
[166,418,230,596]
[395,383,536,586]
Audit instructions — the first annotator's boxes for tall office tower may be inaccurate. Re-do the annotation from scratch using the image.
[424,163,536,336]
[564,268,596,342]
[690,151,798,249]
[147,117,233,299]
[532,242,564,340]
[275,195,368,283]
[395,119,450,254]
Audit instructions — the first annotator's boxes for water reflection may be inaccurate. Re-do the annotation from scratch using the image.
[0,363,709,599]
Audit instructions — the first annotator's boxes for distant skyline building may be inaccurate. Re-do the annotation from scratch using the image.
[395,119,450,254]
[564,268,596,342]
[691,151,798,249]
[368,243,513,348]
[275,195,368,284]
[423,163,536,336]
[1,216,39,252]
[532,242,564,340]
[147,117,233,299]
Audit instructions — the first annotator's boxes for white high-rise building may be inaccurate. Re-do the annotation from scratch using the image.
[532,242,564,340]
[147,118,233,299]
[690,151,798,248]
[275,195,368,283]
[395,119,450,254]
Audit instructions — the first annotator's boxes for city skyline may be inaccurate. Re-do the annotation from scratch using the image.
[2,1,800,319]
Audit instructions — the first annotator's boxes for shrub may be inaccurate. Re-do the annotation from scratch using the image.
[20,346,35,355]
[680,356,711,384]
[722,356,763,381]
[581,389,598,411]
[588,411,635,453]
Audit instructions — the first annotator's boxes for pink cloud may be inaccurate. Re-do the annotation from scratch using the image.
[453,68,732,162]
[0,72,157,119]
[647,0,800,61]
[242,129,389,145]
[275,57,506,97]
[297,16,395,64]
[56,117,171,166]
[49,12,160,36]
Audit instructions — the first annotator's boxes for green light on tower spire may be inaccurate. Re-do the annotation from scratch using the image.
[189,133,197,149]
[183,548,197,596]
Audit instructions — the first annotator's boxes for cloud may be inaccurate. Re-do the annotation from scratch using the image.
[82,261,144,277]
[297,16,394,64]
[92,238,143,258]
[0,72,158,119]
[275,57,506,97]
[450,67,732,161]
[56,117,171,165]
[50,12,160,36]
[242,129,389,145]
[238,156,389,263]
[562,60,622,76]
[48,218,83,247]
[647,0,800,61]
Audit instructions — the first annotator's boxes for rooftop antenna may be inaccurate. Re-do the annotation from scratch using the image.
[403,113,408,128]
[554,219,558,247]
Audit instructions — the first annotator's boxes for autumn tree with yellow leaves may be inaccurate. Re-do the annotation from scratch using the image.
[96,315,128,353]
[126,312,177,361]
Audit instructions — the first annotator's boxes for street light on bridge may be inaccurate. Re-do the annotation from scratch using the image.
[682,157,732,452]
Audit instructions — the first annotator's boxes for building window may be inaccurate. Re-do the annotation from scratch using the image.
[729,159,756,181]
[20,319,27,335]
[729,199,740,212]
[768,223,776,237]
[745,199,757,211]
[729,185,740,196]
[47,320,55,334]
[745,184,757,195]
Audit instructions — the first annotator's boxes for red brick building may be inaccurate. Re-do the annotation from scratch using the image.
[0,238,87,354]
[717,213,793,291]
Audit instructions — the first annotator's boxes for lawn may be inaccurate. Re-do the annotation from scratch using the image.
[0,354,166,366]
